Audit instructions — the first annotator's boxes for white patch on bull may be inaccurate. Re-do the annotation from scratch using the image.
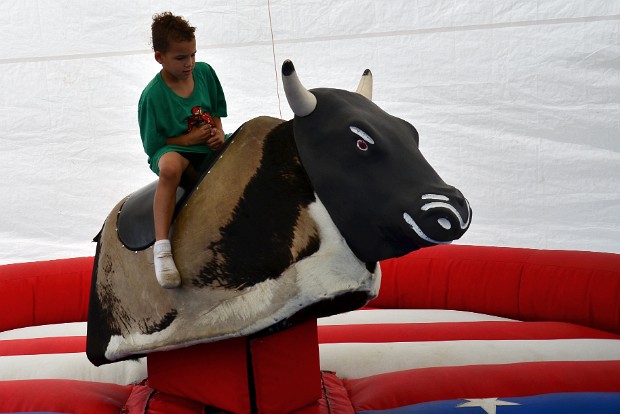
[104,196,380,361]
[293,197,381,301]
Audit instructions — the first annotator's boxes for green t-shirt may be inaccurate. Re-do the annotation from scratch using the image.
[138,62,227,174]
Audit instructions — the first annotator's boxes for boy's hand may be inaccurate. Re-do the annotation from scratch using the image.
[206,127,225,150]
[184,124,212,146]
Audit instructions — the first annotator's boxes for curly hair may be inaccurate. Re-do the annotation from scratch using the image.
[151,12,196,52]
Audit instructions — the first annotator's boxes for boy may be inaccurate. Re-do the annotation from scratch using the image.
[138,12,227,288]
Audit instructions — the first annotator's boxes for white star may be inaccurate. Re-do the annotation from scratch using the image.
[456,398,521,414]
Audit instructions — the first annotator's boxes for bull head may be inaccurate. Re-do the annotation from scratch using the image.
[282,59,471,261]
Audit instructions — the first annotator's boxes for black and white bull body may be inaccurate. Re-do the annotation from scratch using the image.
[86,60,471,366]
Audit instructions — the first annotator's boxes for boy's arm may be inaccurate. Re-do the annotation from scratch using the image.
[166,125,212,147]
[213,117,224,132]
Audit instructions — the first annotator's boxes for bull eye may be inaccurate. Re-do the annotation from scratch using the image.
[350,126,374,152]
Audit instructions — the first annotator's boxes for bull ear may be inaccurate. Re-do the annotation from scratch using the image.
[282,60,317,117]
[355,69,373,100]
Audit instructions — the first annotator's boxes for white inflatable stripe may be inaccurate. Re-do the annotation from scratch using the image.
[0,322,87,340]
[0,351,147,385]
[318,309,516,326]
[319,338,620,379]
[1,311,513,339]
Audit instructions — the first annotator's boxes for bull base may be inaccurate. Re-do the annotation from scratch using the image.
[147,319,321,413]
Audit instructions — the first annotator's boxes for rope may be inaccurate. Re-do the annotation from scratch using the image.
[267,0,283,118]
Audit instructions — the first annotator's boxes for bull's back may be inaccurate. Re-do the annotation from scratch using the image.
[87,116,323,364]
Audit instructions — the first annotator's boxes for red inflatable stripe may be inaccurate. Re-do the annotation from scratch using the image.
[344,360,620,411]
[317,321,620,344]
[0,336,86,356]
[0,379,132,414]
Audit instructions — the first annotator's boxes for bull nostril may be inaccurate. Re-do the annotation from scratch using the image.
[438,218,451,230]
[420,194,471,232]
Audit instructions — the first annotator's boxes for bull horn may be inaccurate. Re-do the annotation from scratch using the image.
[282,60,317,117]
[355,69,373,100]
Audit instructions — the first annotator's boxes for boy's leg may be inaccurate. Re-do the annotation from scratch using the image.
[153,152,190,288]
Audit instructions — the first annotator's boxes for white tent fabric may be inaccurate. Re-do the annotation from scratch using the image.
[1,1,618,264]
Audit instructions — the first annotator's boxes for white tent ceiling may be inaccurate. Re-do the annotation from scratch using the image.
[1,1,618,264]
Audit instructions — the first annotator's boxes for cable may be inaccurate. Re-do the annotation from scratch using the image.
[267,0,282,118]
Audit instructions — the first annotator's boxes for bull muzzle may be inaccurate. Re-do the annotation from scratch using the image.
[403,189,472,245]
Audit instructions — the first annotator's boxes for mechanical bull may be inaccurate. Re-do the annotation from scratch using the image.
[86,60,472,366]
